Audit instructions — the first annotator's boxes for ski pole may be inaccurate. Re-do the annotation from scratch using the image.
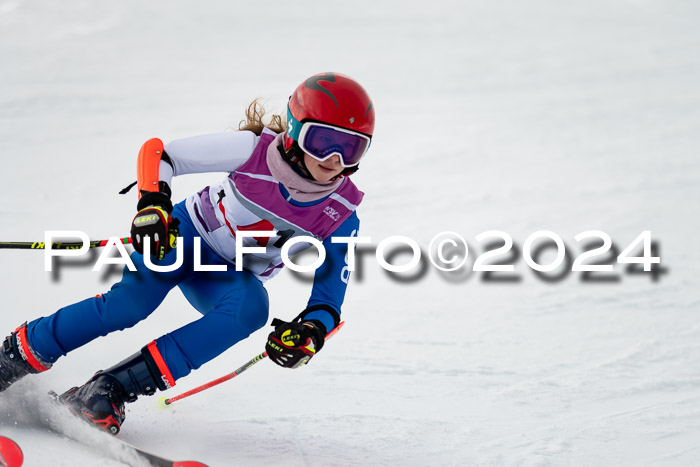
[0,237,132,250]
[160,321,345,407]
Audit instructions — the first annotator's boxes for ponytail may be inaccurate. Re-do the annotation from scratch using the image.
[238,99,286,136]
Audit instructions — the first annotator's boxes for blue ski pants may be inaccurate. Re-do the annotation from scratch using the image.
[26,202,269,381]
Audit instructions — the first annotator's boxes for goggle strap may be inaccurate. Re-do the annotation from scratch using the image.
[286,108,303,141]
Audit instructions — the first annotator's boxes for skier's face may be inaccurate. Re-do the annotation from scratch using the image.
[303,153,343,182]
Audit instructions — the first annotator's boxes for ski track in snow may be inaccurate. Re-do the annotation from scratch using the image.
[2,0,700,465]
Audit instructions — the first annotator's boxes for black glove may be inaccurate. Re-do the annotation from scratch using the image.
[266,318,326,369]
[130,186,179,261]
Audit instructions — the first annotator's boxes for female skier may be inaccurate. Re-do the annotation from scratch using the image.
[0,72,374,434]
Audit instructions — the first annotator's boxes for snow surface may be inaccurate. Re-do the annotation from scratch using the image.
[1,0,699,465]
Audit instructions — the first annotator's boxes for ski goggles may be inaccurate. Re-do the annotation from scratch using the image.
[287,111,371,167]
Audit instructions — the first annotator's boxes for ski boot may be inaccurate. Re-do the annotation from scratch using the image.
[0,323,52,392]
[56,341,175,435]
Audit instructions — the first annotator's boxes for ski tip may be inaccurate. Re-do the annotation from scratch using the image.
[173,462,209,467]
[0,436,24,467]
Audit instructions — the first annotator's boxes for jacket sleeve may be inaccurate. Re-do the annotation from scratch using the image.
[138,131,259,190]
[302,212,361,333]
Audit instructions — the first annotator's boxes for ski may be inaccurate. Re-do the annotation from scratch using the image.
[108,439,208,467]
[1,390,208,467]
[51,392,209,467]
[46,391,209,467]
[0,436,23,467]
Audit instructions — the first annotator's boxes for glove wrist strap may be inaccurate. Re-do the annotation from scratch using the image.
[294,305,341,334]
[137,182,173,212]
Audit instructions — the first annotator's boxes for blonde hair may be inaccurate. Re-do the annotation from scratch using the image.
[238,99,286,136]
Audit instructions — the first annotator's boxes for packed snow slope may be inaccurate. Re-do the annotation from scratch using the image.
[1,1,699,465]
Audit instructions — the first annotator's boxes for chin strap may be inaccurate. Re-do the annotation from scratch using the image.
[333,165,359,180]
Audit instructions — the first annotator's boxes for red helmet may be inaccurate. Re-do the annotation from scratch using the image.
[284,72,375,152]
